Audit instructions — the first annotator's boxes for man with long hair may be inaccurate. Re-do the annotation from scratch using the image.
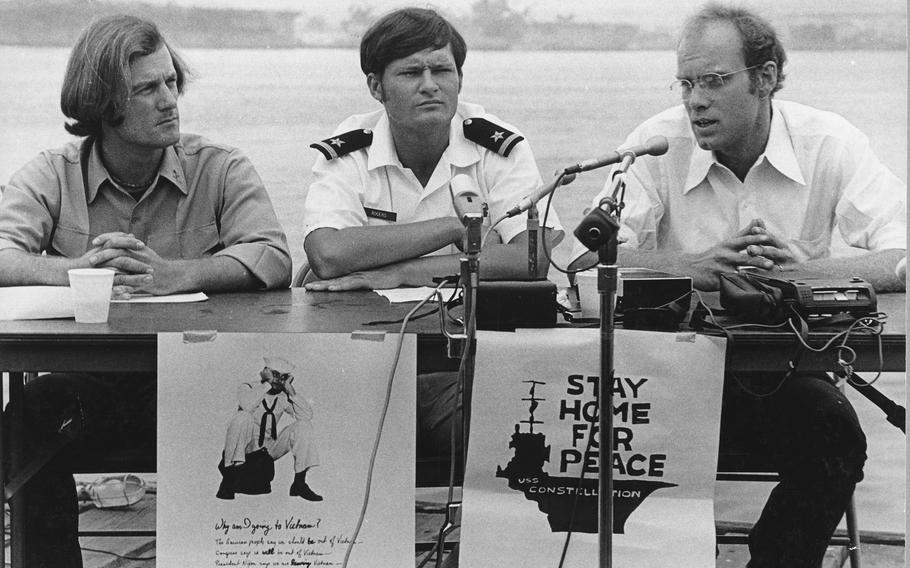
[0,15,290,567]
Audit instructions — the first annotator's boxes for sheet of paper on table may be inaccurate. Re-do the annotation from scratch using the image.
[374,287,439,303]
[112,292,208,303]
[0,286,73,320]
[0,287,209,320]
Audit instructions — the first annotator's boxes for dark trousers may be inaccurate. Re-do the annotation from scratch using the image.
[720,372,867,568]
[12,371,455,568]
[5,373,156,568]
[416,371,464,459]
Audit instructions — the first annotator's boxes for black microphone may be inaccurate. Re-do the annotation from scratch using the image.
[563,135,669,175]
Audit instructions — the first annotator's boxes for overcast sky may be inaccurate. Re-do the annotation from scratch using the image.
[120,0,908,27]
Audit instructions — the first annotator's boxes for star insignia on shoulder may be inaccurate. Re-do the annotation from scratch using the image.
[490,131,505,142]
[329,138,345,147]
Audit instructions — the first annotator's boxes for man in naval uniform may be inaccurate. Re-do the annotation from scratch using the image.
[302,7,562,292]
[301,13,563,541]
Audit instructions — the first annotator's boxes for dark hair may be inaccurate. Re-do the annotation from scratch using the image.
[359,7,466,76]
[683,3,787,95]
[60,14,191,137]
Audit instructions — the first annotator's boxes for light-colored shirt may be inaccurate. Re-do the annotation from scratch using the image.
[304,101,561,256]
[0,134,291,288]
[570,100,906,263]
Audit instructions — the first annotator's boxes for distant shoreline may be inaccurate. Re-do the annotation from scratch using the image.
[1,1,905,52]
[0,43,905,53]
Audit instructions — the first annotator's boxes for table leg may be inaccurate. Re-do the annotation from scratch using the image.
[9,372,25,568]
[1,373,5,566]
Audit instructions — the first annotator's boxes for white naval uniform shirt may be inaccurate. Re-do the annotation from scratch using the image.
[304,101,562,256]
[569,100,906,264]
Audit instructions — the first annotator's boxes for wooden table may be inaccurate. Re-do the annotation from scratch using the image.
[0,289,901,373]
[0,289,904,567]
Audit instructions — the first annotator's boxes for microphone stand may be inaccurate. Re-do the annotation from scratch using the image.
[527,206,539,279]
[432,214,483,568]
[462,211,483,429]
[572,152,634,568]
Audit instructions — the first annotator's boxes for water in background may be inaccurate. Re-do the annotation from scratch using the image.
[0,46,906,539]
[0,47,906,268]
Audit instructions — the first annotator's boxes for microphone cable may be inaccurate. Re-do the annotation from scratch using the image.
[536,171,596,278]
[693,289,887,397]
[482,213,507,248]
[417,270,479,568]
[415,302,473,568]
[342,280,451,568]
[556,400,600,568]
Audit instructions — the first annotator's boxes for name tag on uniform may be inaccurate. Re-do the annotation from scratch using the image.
[364,207,397,222]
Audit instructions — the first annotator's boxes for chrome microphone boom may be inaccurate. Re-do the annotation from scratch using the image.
[563,135,668,175]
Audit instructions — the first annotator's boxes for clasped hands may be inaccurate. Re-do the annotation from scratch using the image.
[689,218,794,290]
[80,231,175,297]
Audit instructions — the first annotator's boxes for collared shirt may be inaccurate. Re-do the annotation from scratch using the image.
[0,134,291,288]
[304,101,561,256]
[569,100,906,263]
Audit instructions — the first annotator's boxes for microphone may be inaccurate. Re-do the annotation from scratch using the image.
[563,135,669,175]
[505,172,577,218]
[450,175,485,254]
[451,175,484,225]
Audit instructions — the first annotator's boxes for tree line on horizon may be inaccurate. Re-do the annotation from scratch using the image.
[0,0,905,50]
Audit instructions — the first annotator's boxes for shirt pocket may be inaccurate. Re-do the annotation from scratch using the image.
[51,224,92,258]
[788,232,829,263]
[148,222,221,259]
[180,222,222,259]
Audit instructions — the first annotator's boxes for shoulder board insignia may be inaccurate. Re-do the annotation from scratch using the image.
[309,129,373,160]
[463,117,524,157]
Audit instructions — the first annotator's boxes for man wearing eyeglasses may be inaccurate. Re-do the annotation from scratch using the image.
[570,3,904,568]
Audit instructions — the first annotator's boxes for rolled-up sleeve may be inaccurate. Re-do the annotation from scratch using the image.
[303,153,371,239]
[835,131,907,252]
[213,149,292,289]
[0,153,63,253]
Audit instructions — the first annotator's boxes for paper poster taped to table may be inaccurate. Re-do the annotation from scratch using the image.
[461,328,726,567]
[157,332,416,568]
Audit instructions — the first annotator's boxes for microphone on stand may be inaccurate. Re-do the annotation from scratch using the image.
[563,135,669,175]
[451,175,485,255]
[505,172,577,218]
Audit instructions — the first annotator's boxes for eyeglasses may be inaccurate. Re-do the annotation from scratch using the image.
[669,63,764,96]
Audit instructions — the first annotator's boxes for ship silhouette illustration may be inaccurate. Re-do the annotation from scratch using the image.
[495,381,675,534]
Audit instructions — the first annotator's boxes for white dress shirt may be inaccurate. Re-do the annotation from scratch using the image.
[570,100,906,264]
[304,102,561,256]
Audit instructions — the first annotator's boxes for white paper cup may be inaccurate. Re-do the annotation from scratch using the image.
[68,268,115,323]
[575,270,600,319]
